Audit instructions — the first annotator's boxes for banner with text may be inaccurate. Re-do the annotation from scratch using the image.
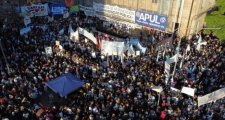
[93,2,135,22]
[101,40,124,56]
[135,11,168,31]
[78,27,97,45]
[80,5,95,16]
[50,4,66,15]
[21,4,49,17]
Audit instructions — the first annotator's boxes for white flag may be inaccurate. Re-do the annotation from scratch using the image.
[156,51,159,62]
[48,16,54,22]
[24,16,31,26]
[59,28,64,35]
[166,53,178,64]
[70,30,79,42]
[185,44,190,54]
[197,41,207,51]
[68,24,74,33]
[164,61,171,75]
[151,86,163,93]
[197,35,202,43]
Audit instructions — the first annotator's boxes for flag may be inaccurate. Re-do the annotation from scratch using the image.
[164,62,171,75]
[197,41,207,51]
[166,53,178,64]
[69,5,79,13]
[70,30,79,42]
[120,54,124,64]
[63,11,69,18]
[151,86,163,93]
[24,16,31,26]
[175,39,181,54]
[48,16,54,22]
[179,54,185,68]
[156,51,159,62]
[59,28,64,35]
[65,0,74,7]
[68,24,74,33]
[197,35,202,43]
[185,44,190,54]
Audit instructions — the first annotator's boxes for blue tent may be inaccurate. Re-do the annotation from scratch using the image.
[46,73,85,97]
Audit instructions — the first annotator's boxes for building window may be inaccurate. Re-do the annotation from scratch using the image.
[152,0,158,3]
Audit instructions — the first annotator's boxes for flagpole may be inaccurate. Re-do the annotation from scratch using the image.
[171,37,181,83]
[157,93,160,106]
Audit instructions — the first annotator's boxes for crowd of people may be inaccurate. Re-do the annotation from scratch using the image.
[0,11,225,120]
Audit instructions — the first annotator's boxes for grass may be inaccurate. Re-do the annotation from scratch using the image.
[205,0,225,43]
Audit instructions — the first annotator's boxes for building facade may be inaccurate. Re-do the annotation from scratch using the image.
[79,0,215,37]
[2,0,215,37]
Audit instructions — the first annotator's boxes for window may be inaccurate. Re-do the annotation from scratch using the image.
[152,0,158,3]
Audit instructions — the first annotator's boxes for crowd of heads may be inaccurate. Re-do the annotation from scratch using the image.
[0,11,225,120]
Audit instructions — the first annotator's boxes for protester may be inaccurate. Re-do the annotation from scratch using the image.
[0,11,225,120]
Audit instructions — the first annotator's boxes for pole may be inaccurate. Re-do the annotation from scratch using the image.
[157,93,160,106]
[172,37,181,78]
[0,39,10,73]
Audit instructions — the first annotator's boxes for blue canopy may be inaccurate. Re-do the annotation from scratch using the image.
[46,73,85,97]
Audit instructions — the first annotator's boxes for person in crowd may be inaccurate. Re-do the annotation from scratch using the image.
[0,11,225,120]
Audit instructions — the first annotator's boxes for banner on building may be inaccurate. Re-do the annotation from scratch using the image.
[135,11,168,31]
[79,5,95,16]
[50,4,66,15]
[93,2,135,22]
[21,4,49,17]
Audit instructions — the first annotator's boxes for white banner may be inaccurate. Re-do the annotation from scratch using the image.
[93,2,135,22]
[80,5,95,16]
[101,40,124,56]
[45,47,53,55]
[21,4,49,17]
[198,88,225,107]
[151,86,163,93]
[78,27,97,45]
[20,27,31,36]
[181,87,195,97]
[24,16,31,26]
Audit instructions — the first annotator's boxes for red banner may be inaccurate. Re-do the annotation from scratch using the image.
[65,0,74,7]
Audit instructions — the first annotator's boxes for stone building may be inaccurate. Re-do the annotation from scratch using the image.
[79,0,215,37]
